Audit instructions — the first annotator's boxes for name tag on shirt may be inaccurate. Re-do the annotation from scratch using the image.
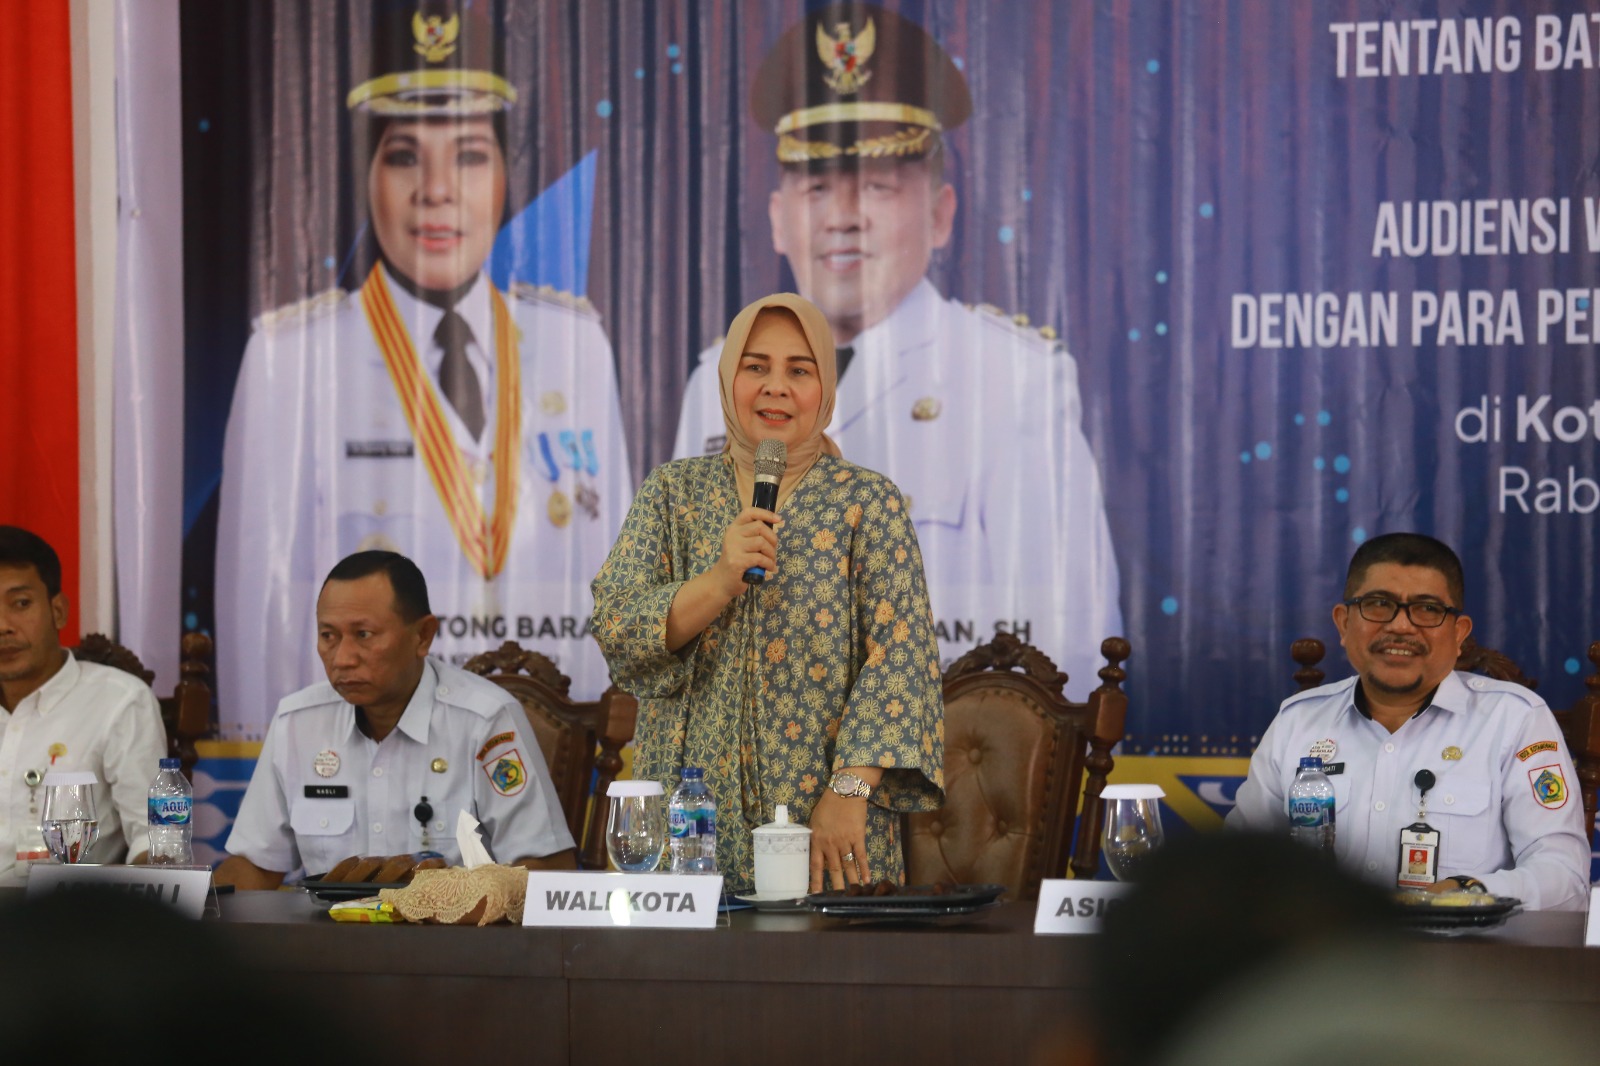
[304,785,350,799]
[1321,762,1345,776]
[345,440,415,458]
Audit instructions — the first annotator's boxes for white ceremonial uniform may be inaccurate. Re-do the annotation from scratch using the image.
[225,659,573,877]
[674,280,1122,699]
[217,266,632,740]
[1226,672,1591,911]
[0,655,168,881]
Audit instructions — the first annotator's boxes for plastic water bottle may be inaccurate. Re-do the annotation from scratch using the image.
[667,767,717,874]
[147,758,194,865]
[1287,756,1336,853]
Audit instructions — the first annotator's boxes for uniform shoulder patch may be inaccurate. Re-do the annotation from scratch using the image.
[1528,763,1568,809]
[483,748,528,796]
[510,281,599,320]
[1517,739,1560,762]
[254,288,348,333]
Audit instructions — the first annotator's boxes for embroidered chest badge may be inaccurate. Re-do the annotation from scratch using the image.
[485,750,527,796]
[1528,764,1568,809]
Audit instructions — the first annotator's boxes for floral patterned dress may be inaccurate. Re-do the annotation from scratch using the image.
[591,453,946,891]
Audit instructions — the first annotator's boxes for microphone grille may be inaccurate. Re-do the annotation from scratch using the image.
[753,438,788,478]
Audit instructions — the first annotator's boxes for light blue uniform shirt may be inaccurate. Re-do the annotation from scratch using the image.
[1227,671,1590,911]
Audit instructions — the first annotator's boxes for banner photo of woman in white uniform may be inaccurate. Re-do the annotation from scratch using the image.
[213,0,630,738]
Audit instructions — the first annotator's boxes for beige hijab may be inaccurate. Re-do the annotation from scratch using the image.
[717,293,842,508]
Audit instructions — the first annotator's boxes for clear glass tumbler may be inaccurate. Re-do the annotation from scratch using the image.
[605,780,666,873]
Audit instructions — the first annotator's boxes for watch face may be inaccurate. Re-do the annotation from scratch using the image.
[833,772,867,797]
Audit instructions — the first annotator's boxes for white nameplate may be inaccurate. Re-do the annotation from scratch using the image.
[1585,887,1600,947]
[1033,878,1133,934]
[27,864,213,920]
[522,871,723,929]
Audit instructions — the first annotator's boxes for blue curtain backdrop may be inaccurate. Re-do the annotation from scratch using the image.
[180,0,1600,752]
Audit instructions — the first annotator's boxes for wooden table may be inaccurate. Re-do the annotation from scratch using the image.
[203,891,1600,1065]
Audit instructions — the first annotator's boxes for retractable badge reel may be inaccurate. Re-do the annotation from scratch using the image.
[1396,769,1441,889]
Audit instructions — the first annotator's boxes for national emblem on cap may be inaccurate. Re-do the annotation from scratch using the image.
[752,2,971,164]
[347,1,517,116]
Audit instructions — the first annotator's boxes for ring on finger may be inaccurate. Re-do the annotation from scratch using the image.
[842,851,856,864]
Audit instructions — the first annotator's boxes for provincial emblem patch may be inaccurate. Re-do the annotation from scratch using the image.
[485,749,527,796]
[1528,764,1568,809]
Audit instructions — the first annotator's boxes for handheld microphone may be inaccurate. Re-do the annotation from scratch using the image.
[744,439,787,585]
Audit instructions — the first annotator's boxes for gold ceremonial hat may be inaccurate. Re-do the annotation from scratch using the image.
[750,2,971,164]
[347,0,516,116]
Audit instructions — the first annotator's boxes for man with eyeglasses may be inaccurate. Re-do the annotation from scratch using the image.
[1228,532,1589,910]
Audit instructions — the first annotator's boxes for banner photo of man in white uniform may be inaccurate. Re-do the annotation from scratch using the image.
[672,3,1122,699]
[216,1,630,739]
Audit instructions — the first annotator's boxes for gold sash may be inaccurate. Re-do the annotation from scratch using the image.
[359,265,520,579]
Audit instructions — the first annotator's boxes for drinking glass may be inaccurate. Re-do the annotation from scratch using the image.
[1100,784,1166,882]
[605,781,666,873]
[40,771,100,864]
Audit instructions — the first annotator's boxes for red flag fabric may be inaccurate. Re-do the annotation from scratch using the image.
[0,0,81,640]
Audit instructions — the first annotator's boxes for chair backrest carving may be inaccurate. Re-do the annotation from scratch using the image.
[72,633,213,782]
[1289,636,1598,834]
[904,634,1130,900]
[462,641,637,868]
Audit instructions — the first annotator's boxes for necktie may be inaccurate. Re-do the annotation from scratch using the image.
[836,344,855,385]
[435,310,485,439]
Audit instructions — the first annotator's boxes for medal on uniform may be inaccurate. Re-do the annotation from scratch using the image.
[911,396,942,421]
[47,742,67,765]
[360,265,521,579]
[1396,768,1441,889]
[431,758,448,773]
[548,489,572,528]
[1442,746,1462,761]
[574,479,601,520]
[314,750,341,778]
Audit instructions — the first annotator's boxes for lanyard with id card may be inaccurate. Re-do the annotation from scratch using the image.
[1396,768,1440,889]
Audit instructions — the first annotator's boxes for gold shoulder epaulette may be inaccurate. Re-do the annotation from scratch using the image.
[977,301,1066,352]
[510,281,599,320]
[254,288,347,332]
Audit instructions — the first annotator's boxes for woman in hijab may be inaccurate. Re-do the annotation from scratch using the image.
[592,293,945,893]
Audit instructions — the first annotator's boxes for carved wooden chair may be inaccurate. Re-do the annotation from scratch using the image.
[72,632,213,782]
[1290,636,1600,837]
[462,641,638,869]
[903,633,1130,901]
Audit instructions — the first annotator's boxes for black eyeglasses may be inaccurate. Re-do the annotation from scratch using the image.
[1342,596,1461,628]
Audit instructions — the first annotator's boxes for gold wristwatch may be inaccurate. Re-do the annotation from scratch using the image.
[829,771,872,799]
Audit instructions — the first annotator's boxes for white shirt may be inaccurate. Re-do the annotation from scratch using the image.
[225,659,574,877]
[216,267,632,739]
[0,655,168,881]
[1227,671,1591,911]
[674,279,1122,699]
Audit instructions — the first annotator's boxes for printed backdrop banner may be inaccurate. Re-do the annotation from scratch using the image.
[169,0,1599,745]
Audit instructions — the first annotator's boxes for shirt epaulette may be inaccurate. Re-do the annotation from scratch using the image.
[973,301,1067,354]
[435,667,518,719]
[509,281,599,321]
[1279,675,1356,713]
[1452,670,1548,710]
[276,682,340,714]
[253,288,348,333]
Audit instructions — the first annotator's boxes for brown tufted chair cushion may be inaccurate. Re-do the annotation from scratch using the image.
[905,634,1129,901]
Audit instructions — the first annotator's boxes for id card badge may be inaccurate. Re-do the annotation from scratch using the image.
[1396,822,1441,888]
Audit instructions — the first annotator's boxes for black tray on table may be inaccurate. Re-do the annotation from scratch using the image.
[1393,893,1522,932]
[301,874,407,902]
[806,883,1006,920]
